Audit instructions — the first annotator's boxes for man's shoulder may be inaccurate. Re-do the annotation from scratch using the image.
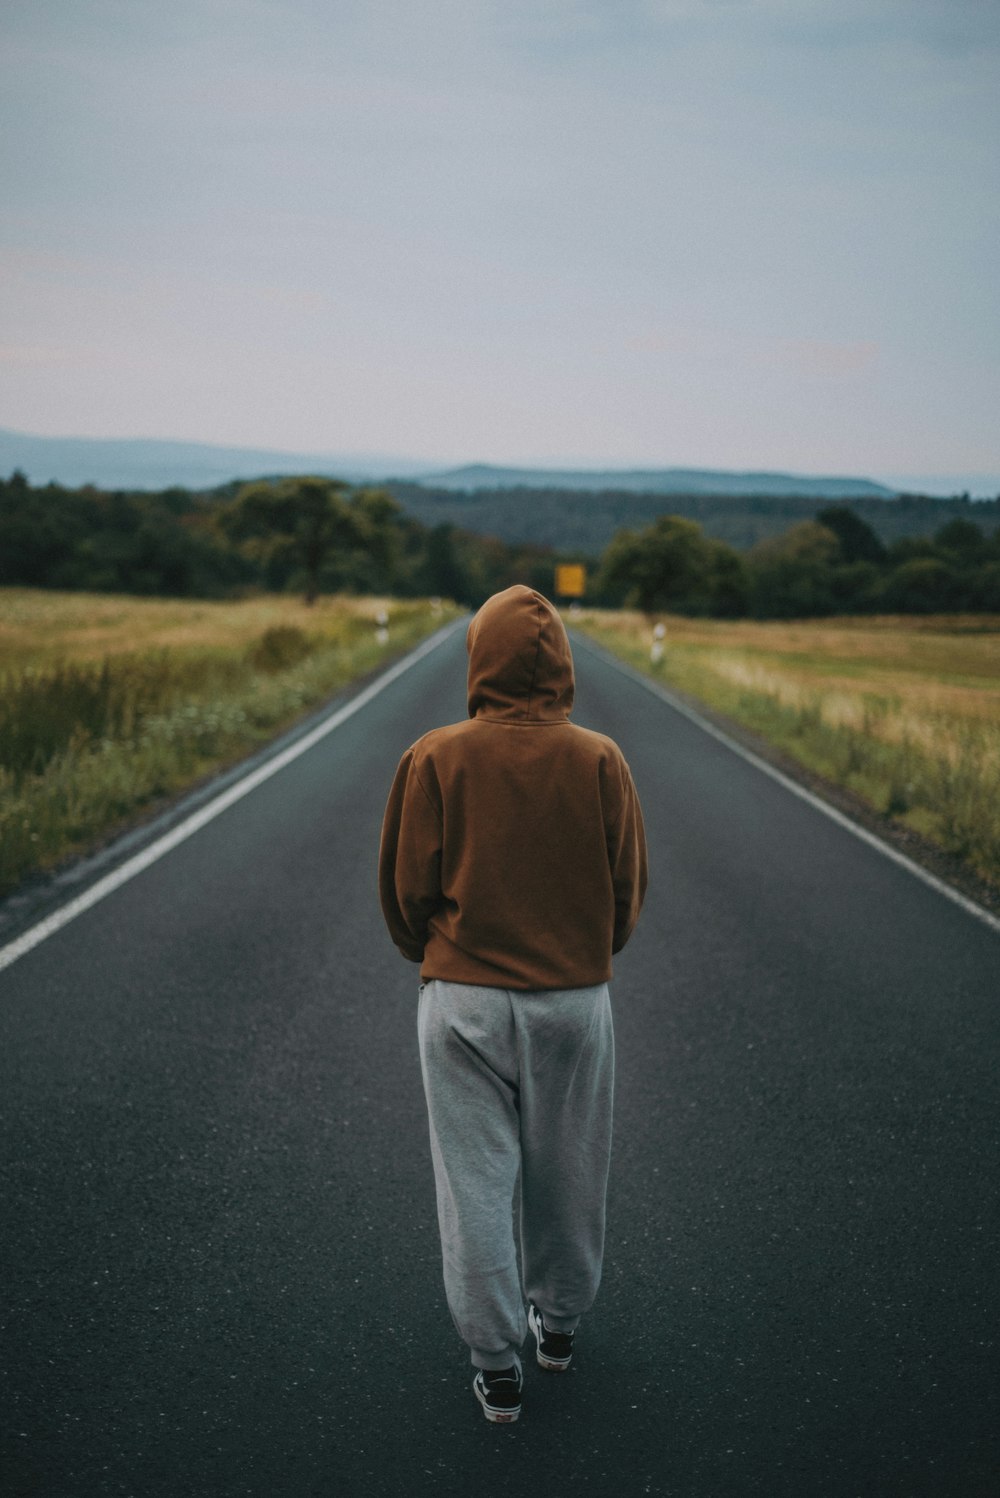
[405,720,476,760]
[564,722,628,764]
[406,719,627,772]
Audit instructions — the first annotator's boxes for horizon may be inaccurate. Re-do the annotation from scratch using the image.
[0,423,997,498]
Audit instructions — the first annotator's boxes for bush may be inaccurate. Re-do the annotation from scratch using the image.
[879,558,955,613]
[968,562,1000,611]
[248,625,314,673]
[0,653,251,782]
[0,661,124,777]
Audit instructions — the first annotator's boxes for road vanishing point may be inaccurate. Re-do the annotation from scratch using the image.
[1,621,997,1498]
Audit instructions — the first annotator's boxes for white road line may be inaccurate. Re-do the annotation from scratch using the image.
[0,619,465,975]
[575,633,1000,938]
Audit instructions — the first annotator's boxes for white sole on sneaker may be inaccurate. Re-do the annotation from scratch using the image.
[473,1374,521,1423]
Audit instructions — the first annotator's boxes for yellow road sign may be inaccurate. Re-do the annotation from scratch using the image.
[555,564,586,598]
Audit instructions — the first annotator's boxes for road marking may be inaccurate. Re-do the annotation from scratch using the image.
[575,633,1000,938]
[0,619,465,975]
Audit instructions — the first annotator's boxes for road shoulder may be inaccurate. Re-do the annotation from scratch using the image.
[573,629,1000,924]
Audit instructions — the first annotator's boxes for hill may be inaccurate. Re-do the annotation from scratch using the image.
[385,482,1000,554]
[3,429,996,505]
[0,427,433,491]
[425,464,897,499]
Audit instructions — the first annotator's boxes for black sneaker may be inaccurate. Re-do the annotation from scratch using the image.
[473,1365,522,1424]
[528,1302,575,1371]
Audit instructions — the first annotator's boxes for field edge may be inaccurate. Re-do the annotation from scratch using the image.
[0,614,461,945]
[571,625,1000,920]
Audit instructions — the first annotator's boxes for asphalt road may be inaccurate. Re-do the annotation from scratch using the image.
[1,623,998,1498]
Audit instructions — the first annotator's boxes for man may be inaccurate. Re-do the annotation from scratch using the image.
[379,585,647,1423]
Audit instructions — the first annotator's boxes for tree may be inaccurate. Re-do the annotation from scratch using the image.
[816,506,887,564]
[705,538,748,617]
[745,521,839,618]
[341,487,404,593]
[934,518,986,560]
[598,515,737,614]
[216,476,357,604]
[417,523,471,602]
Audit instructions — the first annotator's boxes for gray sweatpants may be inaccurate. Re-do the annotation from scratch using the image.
[417,978,615,1370]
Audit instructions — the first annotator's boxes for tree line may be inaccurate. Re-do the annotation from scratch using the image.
[598,508,1000,616]
[385,478,1000,553]
[2,469,999,616]
[0,470,554,606]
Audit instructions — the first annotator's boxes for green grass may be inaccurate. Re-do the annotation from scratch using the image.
[0,590,459,896]
[571,609,1000,891]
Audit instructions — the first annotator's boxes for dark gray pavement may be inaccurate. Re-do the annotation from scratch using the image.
[1,624,998,1498]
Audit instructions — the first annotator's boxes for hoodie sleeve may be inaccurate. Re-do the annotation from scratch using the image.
[378,747,443,964]
[606,756,648,954]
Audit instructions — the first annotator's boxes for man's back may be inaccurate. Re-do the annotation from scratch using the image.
[379,586,646,989]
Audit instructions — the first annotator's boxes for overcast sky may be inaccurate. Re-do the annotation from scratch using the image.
[1,0,998,487]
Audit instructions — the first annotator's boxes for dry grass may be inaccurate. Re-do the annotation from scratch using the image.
[0,588,459,896]
[0,588,419,667]
[571,609,1000,889]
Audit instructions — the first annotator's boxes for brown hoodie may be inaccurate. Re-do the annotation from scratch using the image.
[378,585,647,990]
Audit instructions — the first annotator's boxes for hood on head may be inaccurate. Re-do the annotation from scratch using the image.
[467,585,575,721]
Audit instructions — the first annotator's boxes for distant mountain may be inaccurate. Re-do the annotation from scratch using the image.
[0,428,436,491]
[878,472,1000,499]
[5,430,995,500]
[424,464,897,500]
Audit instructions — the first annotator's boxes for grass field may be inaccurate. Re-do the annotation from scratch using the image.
[571,610,1000,891]
[0,589,459,897]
